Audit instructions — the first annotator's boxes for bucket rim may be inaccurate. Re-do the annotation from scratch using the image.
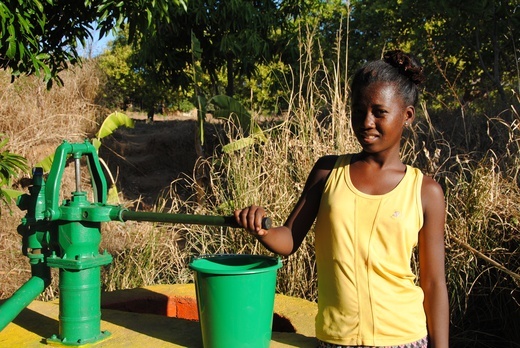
[189,253,282,275]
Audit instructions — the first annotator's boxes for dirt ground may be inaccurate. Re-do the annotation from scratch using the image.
[99,111,222,208]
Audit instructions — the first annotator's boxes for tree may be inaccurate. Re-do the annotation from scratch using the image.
[422,0,519,107]
[128,0,281,100]
[0,0,186,87]
[97,34,142,109]
[193,0,279,97]
[349,0,520,109]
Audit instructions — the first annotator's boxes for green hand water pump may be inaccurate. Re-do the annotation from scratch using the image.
[0,140,270,345]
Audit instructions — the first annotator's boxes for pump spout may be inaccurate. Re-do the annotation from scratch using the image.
[0,277,45,330]
[0,260,50,331]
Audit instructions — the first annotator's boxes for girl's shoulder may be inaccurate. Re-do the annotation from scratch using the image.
[302,155,336,185]
[308,155,344,185]
[315,154,341,168]
[421,174,444,198]
[420,173,445,214]
[315,153,360,170]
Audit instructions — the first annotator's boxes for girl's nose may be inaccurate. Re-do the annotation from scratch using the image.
[362,113,375,128]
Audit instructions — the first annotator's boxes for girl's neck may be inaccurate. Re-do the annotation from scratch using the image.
[353,151,404,170]
[349,152,408,195]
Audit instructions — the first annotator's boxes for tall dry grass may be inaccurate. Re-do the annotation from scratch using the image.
[407,104,520,346]
[0,62,103,162]
[0,61,106,298]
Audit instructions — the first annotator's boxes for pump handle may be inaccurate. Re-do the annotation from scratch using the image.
[119,210,272,230]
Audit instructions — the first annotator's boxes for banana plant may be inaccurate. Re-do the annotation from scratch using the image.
[0,135,29,216]
[209,95,267,153]
[36,111,134,204]
[92,111,135,203]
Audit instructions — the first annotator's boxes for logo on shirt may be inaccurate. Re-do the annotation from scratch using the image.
[391,211,401,219]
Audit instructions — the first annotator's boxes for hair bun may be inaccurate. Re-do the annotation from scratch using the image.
[383,50,426,85]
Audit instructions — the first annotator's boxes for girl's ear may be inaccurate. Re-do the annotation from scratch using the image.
[404,105,415,126]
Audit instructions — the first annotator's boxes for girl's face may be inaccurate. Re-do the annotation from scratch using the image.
[351,81,414,155]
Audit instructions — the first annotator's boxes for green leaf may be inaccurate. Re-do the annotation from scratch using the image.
[222,130,268,153]
[0,137,8,149]
[1,188,24,201]
[191,31,202,59]
[33,0,44,12]
[31,54,41,76]
[35,154,54,172]
[36,53,50,60]
[107,184,119,204]
[222,137,256,153]
[41,62,52,81]
[210,95,252,134]
[92,138,102,150]
[16,12,33,34]
[18,42,26,59]
[146,9,152,26]
[36,112,134,172]
[6,38,16,58]
[250,124,268,143]
[196,95,207,145]
[0,136,29,182]
[96,111,135,140]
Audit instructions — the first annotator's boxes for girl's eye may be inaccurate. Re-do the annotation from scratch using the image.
[352,109,364,118]
[374,109,387,117]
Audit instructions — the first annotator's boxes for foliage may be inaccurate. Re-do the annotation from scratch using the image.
[113,0,283,105]
[349,0,520,110]
[0,0,186,87]
[0,0,96,86]
[189,33,267,150]
[92,111,135,150]
[423,0,519,106]
[0,135,28,216]
[2,0,518,116]
[96,35,143,109]
[176,99,196,113]
[92,0,518,118]
[92,111,135,204]
[235,61,290,114]
[209,95,267,153]
[191,0,279,97]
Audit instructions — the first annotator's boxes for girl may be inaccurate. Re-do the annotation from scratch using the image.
[235,50,449,348]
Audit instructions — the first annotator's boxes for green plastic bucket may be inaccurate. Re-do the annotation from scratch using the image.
[189,254,282,348]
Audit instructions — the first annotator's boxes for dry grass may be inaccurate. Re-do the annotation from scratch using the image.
[0,61,103,164]
[0,61,106,299]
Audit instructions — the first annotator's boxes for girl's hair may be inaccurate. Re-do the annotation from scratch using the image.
[351,50,426,107]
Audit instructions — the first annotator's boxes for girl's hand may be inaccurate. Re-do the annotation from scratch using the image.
[234,205,269,237]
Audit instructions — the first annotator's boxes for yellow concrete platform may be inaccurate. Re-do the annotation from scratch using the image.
[0,284,318,347]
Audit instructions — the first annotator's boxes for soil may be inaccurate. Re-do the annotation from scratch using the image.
[99,111,223,209]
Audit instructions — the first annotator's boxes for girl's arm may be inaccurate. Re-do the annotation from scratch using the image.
[234,155,337,256]
[419,176,450,348]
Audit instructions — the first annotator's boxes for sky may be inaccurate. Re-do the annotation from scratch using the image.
[78,26,116,58]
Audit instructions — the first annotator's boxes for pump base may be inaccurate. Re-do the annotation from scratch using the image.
[45,331,111,346]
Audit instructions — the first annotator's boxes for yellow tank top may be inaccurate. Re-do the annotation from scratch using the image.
[315,155,427,346]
